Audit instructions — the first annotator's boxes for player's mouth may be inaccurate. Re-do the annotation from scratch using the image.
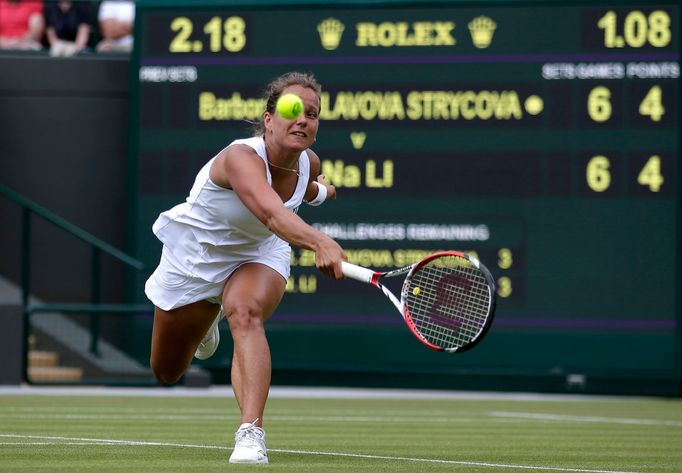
[290,131,307,138]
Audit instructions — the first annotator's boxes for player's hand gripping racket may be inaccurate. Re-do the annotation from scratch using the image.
[341,251,496,353]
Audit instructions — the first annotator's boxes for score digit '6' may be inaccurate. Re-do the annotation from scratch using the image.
[587,86,612,123]
[586,155,611,192]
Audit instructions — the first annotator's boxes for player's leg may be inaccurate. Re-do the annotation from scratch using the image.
[223,262,285,425]
[223,263,285,465]
[230,346,243,412]
[150,300,221,384]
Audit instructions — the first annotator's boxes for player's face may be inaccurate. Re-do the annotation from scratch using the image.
[266,85,320,150]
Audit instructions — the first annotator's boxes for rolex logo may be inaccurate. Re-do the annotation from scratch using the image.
[468,16,496,49]
[317,17,345,50]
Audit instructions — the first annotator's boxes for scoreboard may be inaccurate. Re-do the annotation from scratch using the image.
[131,0,681,394]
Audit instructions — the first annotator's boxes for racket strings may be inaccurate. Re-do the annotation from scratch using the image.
[403,256,491,350]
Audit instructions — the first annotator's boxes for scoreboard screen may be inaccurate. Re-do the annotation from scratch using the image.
[131,1,681,392]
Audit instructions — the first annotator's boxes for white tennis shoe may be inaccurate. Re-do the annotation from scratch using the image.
[229,420,268,464]
[194,308,223,360]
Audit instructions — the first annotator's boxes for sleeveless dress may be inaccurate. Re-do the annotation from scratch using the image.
[145,136,310,310]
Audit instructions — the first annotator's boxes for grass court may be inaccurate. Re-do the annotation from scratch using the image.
[1,387,681,472]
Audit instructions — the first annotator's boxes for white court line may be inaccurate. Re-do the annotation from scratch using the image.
[491,412,682,427]
[0,442,117,446]
[0,433,645,473]
[0,434,225,449]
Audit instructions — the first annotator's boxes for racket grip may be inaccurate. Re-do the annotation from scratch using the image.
[341,262,375,284]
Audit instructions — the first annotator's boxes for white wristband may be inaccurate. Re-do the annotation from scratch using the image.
[306,181,327,206]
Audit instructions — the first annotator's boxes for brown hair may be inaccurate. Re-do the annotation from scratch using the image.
[252,71,322,136]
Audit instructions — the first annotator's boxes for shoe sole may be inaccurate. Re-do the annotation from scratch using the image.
[228,459,268,464]
[194,309,223,360]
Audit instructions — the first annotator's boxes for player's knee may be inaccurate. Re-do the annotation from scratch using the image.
[226,302,264,332]
[150,358,183,385]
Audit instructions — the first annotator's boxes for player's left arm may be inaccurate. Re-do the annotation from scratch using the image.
[304,149,336,204]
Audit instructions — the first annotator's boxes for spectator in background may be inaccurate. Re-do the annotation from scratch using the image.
[0,0,45,50]
[43,0,91,57]
[96,0,134,53]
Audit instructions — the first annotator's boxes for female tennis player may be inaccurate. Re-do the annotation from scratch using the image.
[144,71,346,464]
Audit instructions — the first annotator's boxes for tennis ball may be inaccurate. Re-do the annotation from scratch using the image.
[412,287,421,296]
[276,93,304,120]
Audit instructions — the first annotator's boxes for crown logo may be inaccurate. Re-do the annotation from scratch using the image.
[317,18,345,50]
[468,16,497,49]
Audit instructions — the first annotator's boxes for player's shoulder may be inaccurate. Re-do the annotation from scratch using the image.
[306,148,321,173]
[225,142,259,156]
[306,147,320,161]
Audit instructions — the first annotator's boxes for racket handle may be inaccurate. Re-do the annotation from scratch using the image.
[341,262,375,284]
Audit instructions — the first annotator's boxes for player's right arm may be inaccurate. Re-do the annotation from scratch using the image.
[210,144,346,279]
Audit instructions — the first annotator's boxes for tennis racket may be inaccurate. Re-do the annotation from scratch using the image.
[341,251,496,353]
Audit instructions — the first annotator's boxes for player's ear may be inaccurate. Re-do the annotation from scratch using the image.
[263,112,273,131]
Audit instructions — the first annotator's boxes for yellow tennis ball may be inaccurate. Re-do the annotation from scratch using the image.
[412,287,421,296]
[276,93,304,120]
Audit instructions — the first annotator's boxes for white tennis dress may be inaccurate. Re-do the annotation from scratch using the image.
[145,136,310,310]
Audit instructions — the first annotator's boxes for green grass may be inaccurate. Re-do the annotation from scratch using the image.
[1,389,681,472]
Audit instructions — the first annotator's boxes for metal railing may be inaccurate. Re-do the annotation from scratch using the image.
[0,184,151,382]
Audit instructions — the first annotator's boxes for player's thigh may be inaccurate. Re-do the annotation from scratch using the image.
[222,263,286,322]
